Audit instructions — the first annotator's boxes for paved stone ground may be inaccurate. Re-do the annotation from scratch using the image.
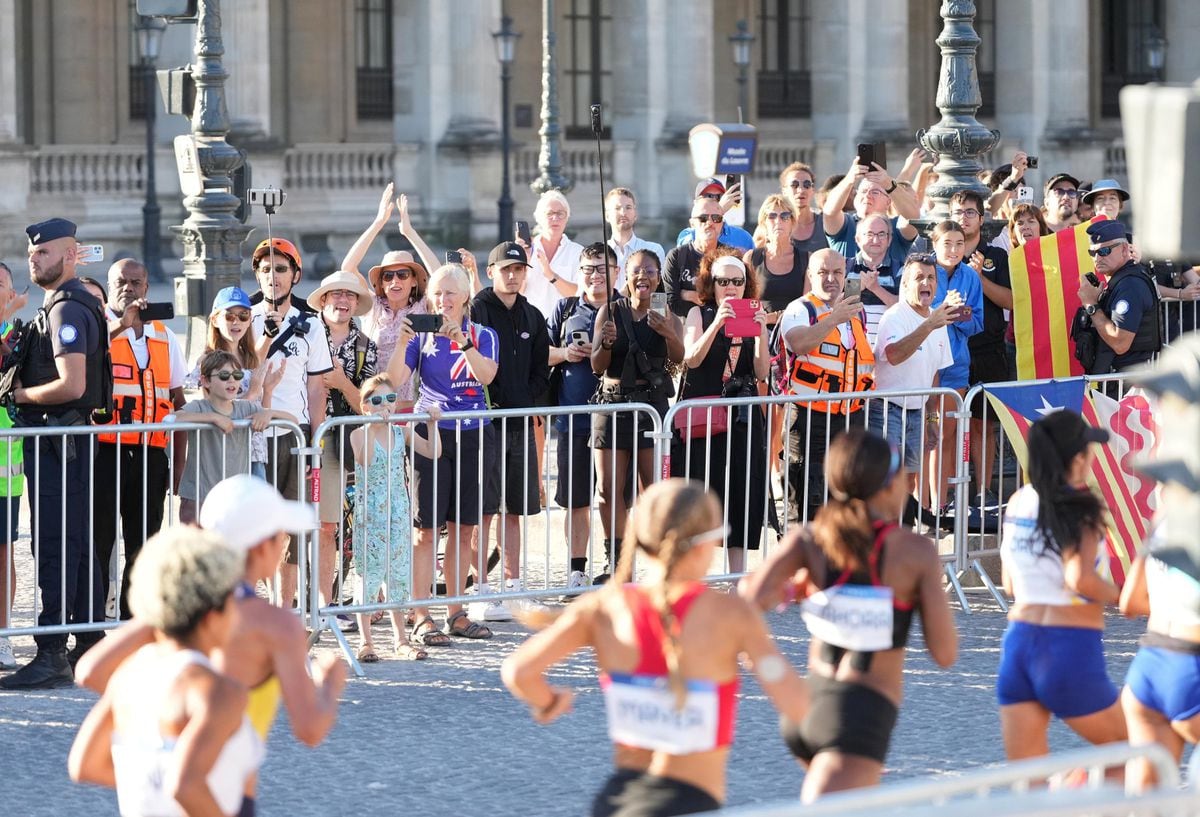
[1,586,1150,817]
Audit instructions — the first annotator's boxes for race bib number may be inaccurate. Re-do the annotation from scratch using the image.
[800,584,894,652]
[604,672,720,754]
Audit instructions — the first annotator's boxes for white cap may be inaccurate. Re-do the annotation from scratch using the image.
[199,474,317,551]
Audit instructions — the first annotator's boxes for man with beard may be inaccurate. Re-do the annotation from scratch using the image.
[1,218,108,690]
[1042,173,1081,233]
[604,187,664,292]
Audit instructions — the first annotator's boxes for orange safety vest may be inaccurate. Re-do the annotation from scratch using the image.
[788,294,874,414]
[97,320,174,448]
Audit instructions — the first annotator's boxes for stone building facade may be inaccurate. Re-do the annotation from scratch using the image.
[0,0,1195,275]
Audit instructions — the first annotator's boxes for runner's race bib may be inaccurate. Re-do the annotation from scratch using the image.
[603,672,720,754]
[800,584,894,652]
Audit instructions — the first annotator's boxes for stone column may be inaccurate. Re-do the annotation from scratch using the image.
[0,0,20,144]
[858,0,911,146]
[809,0,860,164]
[221,0,274,141]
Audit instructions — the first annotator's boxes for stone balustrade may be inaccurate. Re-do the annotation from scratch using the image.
[30,146,146,195]
[283,143,395,189]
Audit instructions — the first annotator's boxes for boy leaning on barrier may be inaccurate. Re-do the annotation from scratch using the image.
[171,349,292,523]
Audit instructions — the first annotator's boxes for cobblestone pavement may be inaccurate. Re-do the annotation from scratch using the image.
[1,589,1149,817]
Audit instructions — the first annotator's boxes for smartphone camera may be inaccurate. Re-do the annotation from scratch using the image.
[445,250,464,265]
[248,187,286,211]
[1026,156,1039,169]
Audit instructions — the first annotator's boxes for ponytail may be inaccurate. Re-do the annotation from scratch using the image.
[1027,421,1105,555]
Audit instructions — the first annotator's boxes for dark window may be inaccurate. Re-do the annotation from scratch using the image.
[355,0,393,120]
[1100,0,1164,119]
[757,0,811,118]
[975,0,995,118]
[563,0,611,140]
[128,1,151,120]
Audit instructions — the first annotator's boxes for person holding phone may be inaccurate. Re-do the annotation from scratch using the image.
[93,258,188,627]
[822,154,920,272]
[676,254,771,573]
[675,177,755,252]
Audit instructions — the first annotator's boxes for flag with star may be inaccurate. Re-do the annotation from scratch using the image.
[985,378,1158,586]
[1008,219,1103,379]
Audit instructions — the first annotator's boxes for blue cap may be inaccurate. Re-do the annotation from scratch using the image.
[1085,219,1129,245]
[211,286,252,313]
[25,217,77,245]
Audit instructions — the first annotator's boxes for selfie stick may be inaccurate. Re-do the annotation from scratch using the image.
[590,104,612,312]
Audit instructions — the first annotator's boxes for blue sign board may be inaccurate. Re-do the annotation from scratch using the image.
[715,136,757,173]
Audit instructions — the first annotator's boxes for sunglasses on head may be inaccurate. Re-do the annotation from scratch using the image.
[1087,244,1121,258]
[693,213,724,224]
[210,370,245,382]
[788,180,815,190]
[366,392,398,406]
[713,276,745,287]
[905,252,937,266]
[381,269,413,282]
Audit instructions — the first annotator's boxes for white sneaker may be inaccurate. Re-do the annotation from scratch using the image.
[503,578,534,615]
[562,571,588,602]
[0,636,15,670]
[467,583,513,623]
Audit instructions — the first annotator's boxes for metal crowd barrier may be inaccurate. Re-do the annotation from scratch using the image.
[1161,296,1200,345]
[307,403,661,675]
[714,742,1189,817]
[0,418,308,641]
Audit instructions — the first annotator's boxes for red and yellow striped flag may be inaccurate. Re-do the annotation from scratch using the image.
[1009,221,1100,379]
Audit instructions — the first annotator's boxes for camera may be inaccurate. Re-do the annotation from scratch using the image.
[1026,156,1039,169]
[248,187,286,212]
[721,375,757,424]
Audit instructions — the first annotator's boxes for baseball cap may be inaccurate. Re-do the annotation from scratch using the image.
[1032,409,1109,463]
[695,177,725,198]
[199,474,317,552]
[252,238,303,273]
[210,286,252,313]
[487,241,530,269]
[1044,173,1081,192]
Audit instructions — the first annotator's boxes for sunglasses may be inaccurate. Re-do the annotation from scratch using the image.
[381,269,414,282]
[210,370,245,382]
[692,214,724,224]
[223,310,251,322]
[366,392,398,406]
[1087,244,1120,258]
[765,211,794,221]
[788,180,815,190]
[1049,188,1080,199]
[700,193,723,201]
[713,276,745,287]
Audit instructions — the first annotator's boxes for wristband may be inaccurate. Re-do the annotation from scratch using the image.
[885,180,898,194]
[549,276,559,285]
[460,336,475,352]
[1002,180,1018,192]
[601,340,614,351]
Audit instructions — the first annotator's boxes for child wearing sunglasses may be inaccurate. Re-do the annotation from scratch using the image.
[347,373,441,662]
[174,349,294,522]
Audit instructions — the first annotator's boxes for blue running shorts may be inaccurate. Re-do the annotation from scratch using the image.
[1126,645,1200,723]
[997,621,1118,718]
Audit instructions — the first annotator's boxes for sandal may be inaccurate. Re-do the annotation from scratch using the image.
[446,610,493,640]
[356,644,381,664]
[394,643,428,661]
[412,615,452,648]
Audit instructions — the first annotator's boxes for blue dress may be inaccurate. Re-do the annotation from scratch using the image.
[352,430,413,604]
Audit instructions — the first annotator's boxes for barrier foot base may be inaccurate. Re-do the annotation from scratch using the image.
[971,558,1009,612]
[944,561,971,613]
[318,613,365,678]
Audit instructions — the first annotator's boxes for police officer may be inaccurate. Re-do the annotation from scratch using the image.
[1076,219,1162,375]
[0,218,107,690]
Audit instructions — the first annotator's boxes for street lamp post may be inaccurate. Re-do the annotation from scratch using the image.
[729,18,754,216]
[916,0,999,224]
[1146,27,1167,83]
[493,14,521,243]
[530,0,572,194]
[135,15,167,281]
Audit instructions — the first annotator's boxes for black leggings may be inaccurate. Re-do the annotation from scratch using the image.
[592,769,721,817]
[780,674,898,764]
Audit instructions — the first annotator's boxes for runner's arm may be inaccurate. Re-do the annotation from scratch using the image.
[74,620,156,693]
[915,535,958,667]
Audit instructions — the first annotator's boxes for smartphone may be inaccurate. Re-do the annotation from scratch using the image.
[1084,272,1101,287]
[514,220,531,245]
[445,250,463,264]
[856,142,886,170]
[409,313,444,333]
[725,174,737,192]
[843,278,862,298]
[76,244,104,265]
[139,302,175,321]
[569,330,589,347]
[650,292,669,318]
[723,298,761,339]
[1015,185,1034,204]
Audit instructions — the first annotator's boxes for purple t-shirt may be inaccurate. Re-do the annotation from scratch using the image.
[404,322,499,429]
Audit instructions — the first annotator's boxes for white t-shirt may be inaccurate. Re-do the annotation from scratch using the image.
[872,301,954,410]
[251,304,334,434]
[524,234,584,318]
[105,313,188,390]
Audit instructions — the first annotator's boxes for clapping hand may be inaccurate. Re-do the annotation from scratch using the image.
[375,183,395,226]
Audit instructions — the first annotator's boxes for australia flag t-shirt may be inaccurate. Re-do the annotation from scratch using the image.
[404,322,499,429]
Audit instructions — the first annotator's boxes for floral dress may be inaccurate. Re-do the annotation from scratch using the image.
[352,429,412,604]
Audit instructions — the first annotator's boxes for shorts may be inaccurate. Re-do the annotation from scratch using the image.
[555,429,594,509]
[996,621,1119,718]
[868,401,924,470]
[0,493,19,544]
[591,769,721,817]
[591,399,666,451]
[1125,643,1200,722]
[482,421,541,516]
[264,429,307,564]
[781,674,898,764]
[968,346,1009,418]
[413,423,484,528]
[318,443,350,524]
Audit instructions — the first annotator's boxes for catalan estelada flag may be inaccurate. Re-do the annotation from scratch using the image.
[1008,221,1100,379]
[985,379,1158,587]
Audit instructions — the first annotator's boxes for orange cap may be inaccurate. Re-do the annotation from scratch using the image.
[252,238,302,274]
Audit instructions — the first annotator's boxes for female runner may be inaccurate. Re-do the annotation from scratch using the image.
[502,479,808,816]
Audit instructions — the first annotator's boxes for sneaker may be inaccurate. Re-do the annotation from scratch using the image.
[0,648,73,690]
[0,637,15,670]
[562,571,589,602]
[592,572,612,586]
[467,584,512,623]
[503,578,533,615]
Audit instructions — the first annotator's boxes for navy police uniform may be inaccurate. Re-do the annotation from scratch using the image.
[1086,220,1161,374]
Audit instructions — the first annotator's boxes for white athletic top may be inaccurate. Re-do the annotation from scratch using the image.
[1000,485,1103,606]
[1146,523,1200,629]
[112,646,263,817]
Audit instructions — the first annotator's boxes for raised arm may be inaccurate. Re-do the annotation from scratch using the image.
[340,183,395,289]
[397,193,440,277]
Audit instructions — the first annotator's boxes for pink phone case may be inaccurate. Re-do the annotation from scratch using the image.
[724,299,761,338]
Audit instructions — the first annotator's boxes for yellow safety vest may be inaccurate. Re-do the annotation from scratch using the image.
[0,406,23,496]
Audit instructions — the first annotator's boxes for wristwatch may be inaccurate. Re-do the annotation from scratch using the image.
[1084,304,1097,316]
[549,276,559,285]
[460,336,475,352]
[1002,180,1018,192]
[885,180,898,194]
